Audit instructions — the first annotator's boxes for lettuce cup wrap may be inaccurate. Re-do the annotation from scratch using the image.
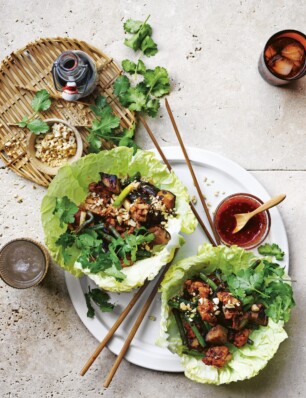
[159,243,294,384]
[41,147,197,292]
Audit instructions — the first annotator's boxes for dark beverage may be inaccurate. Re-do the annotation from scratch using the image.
[258,30,306,85]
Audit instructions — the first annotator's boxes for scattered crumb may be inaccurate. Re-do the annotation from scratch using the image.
[207,202,212,207]
[191,195,197,204]
[222,191,226,195]
[149,315,156,321]
[14,194,18,198]
[17,197,23,203]
[214,191,219,197]
[32,185,37,190]
[203,176,207,182]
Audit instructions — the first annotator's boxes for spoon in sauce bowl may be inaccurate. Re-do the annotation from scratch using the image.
[233,194,286,234]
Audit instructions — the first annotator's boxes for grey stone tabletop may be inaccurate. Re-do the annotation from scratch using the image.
[0,1,305,397]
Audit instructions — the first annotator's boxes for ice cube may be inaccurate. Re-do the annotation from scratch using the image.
[265,44,277,60]
[271,57,293,76]
[281,42,304,62]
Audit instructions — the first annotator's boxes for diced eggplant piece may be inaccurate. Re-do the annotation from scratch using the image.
[148,226,171,245]
[156,190,176,210]
[139,182,159,197]
[205,325,228,345]
[100,173,121,194]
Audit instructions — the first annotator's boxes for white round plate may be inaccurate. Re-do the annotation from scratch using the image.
[65,147,289,372]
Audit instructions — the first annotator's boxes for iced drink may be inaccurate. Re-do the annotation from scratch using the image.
[258,30,306,85]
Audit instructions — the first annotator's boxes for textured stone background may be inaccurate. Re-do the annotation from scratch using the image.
[0,1,305,397]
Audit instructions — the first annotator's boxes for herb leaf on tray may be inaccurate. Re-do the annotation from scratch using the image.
[258,243,285,261]
[18,89,52,134]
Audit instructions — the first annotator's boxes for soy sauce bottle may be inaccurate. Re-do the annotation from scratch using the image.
[52,50,98,101]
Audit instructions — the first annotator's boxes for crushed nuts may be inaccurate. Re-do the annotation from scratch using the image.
[34,122,77,167]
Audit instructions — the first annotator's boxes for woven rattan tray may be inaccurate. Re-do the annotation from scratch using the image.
[0,37,135,187]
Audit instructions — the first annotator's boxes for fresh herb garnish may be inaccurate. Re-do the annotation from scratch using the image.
[84,286,114,318]
[258,243,285,261]
[223,260,295,323]
[53,196,78,227]
[56,221,154,281]
[114,16,170,118]
[124,16,158,57]
[18,89,52,134]
[87,95,138,154]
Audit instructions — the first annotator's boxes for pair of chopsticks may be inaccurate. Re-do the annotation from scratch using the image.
[80,100,219,388]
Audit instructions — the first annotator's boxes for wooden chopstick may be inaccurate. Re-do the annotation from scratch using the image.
[139,115,217,246]
[164,99,220,245]
[103,254,177,388]
[80,280,149,376]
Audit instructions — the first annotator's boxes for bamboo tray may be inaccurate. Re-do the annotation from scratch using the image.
[0,37,135,187]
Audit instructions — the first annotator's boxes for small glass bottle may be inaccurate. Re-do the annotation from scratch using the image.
[52,50,98,101]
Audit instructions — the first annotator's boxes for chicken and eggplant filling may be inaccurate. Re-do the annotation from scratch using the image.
[55,172,176,280]
[169,271,269,368]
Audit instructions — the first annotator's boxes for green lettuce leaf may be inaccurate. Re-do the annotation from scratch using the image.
[159,244,289,385]
[41,147,197,292]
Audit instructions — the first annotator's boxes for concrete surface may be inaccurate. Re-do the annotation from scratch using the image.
[0,1,305,397]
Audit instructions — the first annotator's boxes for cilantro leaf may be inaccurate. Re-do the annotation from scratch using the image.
[18,116,28,128]
[124,23,152,52]
[31,89,52,112]
[85,291,95,318]
[125,87,147,111]
[90,95,109,117]
[87,131,103,153]
[113,75,130,97]
[258,243,285,261]
[84,286,115,318]
[122,59,146,75]
[124,19,143,33]
[53,196,78,227]
[144,66,170,97]
[122,60,137,74]
[27,119,50,134]
[141,36,158,57]
[90,107,120,133]
[76,230,100,251]
[145,98,160,117]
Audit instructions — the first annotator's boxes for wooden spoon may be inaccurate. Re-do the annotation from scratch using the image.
[233,194,286,234]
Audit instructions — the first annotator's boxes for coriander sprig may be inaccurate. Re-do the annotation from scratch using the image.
[18,89,52,134]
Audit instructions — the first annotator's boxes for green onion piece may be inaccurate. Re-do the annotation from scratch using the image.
[108,225,121,239]
[113,181,139,207]
[75,211,94,234]
[96,229,113,242]
[189,323,206,348]
[124,172,141,185]
[199,273,218,290]
[247,338,254,345]
[182,348,205,358]
[172,309,187,346]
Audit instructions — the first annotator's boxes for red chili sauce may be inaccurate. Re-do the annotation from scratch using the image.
[214,195,269,248]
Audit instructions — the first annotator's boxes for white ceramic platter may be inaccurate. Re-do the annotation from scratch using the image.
[65,147,289,372]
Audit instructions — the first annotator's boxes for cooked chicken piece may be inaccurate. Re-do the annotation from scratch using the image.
[156,190,176,210]
[197,298,217,325]
[205,325,228,345]
[184,280,211,299]
[100,173,121,194]
[148,226,171,245]
[217,291,243,320]
[232,328,251,348]
[129,198,150,223]
[202,346,232,368]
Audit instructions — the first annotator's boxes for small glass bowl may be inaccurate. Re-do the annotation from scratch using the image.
[213,193,271,250]
[0,238,50,289]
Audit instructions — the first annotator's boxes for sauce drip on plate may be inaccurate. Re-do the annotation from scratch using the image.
[214,194,270,249]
